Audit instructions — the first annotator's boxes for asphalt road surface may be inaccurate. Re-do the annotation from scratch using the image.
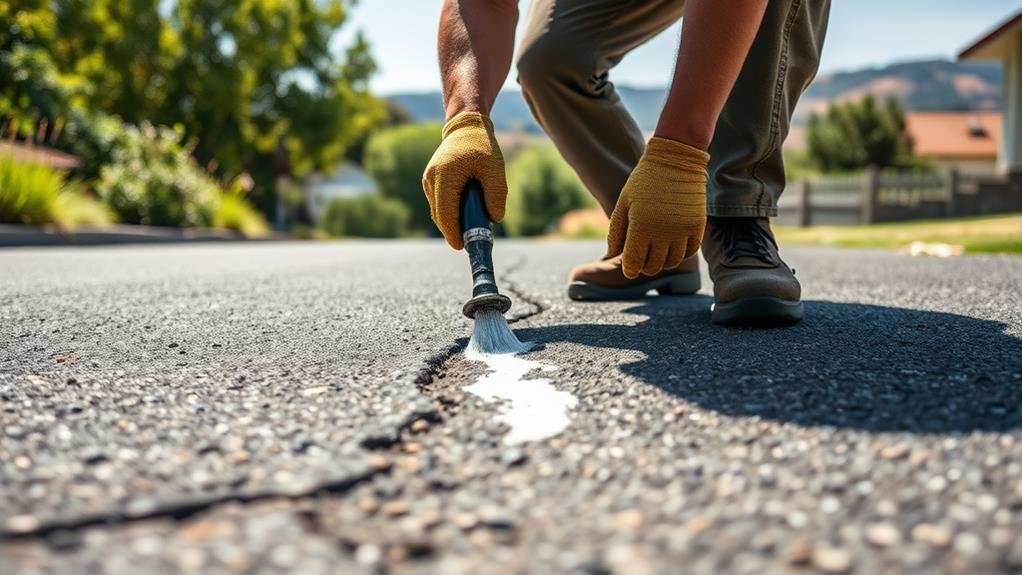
[2,240,1021,574]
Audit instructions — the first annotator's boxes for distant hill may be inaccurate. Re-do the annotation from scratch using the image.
[795,59,1002,125]
[387,59,1003,134]
[386,90,539,132]
[386,87,667,134]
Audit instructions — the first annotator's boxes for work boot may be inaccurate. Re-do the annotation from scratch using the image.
[702,217,803,326]
[567,255,700,301]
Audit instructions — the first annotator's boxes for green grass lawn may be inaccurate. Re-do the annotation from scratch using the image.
[774,213,1022,254]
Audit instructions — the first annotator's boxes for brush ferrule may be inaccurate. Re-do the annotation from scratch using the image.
[463,227,493,244]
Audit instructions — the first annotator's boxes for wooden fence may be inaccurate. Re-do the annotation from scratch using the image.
[777,167,1022,226]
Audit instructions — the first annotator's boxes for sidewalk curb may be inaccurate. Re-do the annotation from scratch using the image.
[0,224,287,247]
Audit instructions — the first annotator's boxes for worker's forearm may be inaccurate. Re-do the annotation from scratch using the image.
[655,0,769,150]
[438,0,518,120]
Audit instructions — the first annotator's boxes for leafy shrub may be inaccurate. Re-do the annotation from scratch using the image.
[504,146,595,236]
[362,123,442,233]
[0,155,112,227]
[213,194,270,238]
[210,175,270,237]
[320,194,411,238]
[0,155,61,224]
[95,123,221,227]
[52,190,115,227]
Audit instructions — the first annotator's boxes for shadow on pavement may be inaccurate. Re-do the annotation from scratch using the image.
[516,296,1022,433]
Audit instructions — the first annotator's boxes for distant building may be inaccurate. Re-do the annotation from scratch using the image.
[959,8,1022,174]
[0,141,80,170]
[302,161,376,221]
[904,111,1001,173]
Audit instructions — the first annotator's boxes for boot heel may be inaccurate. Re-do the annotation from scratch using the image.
[656,272,701,296]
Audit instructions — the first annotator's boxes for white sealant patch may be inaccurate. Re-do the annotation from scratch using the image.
[464,312,577,444]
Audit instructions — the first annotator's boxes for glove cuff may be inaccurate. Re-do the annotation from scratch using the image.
[442,112,495,139]
[643,136,710,172]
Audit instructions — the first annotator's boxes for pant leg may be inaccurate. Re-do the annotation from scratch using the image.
[516,0,685,217]
[707,0,831,217]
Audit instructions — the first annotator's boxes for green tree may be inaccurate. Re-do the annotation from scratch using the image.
[346,100,414,166]
[504,145,594,236]
[1,0,383,210]
[320,194,410,238]
[362,123,442,233]
[806,94,916,172]
[165,1,383,183]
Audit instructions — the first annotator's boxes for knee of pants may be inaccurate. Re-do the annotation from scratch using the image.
[516,33,596,98]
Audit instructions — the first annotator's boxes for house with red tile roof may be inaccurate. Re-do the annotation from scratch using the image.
[959,8,1022,174]
[904,111,1001,173]
[0,141,81,170]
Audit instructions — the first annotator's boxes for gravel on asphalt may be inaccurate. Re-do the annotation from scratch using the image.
[2,241,1021,574]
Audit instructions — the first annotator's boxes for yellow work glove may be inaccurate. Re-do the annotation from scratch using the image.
[607,137,710,279]
[422,112,508,249]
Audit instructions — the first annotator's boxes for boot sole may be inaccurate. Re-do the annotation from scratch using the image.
[567,271,700,301]
[711,297,804,326]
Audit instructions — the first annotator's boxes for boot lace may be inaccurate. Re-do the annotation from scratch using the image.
[712,218,779,266]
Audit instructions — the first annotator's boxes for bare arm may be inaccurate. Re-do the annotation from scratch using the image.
[438,0,519,121]
[655,0,769,150]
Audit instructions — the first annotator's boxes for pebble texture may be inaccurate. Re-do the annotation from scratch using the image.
[2,241,1021,574]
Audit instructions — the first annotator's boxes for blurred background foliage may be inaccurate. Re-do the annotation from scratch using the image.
[362,122,441,234]
[0,154,112,227]
[0,0,382,234]
[320,193,410,238]
[807,94,932,173]
[95,123,223,228]
[505,145,595,237]
[0,0,610,239]
[2,0,382,188]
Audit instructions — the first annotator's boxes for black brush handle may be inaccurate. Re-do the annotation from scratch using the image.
[461,179,499,299]
[461,179,491,232]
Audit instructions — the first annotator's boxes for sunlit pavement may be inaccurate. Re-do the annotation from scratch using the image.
[2,241,1021,573]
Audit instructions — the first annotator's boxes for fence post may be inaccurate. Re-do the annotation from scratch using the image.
[798,179,812,227]
[861,166,879,224]
[945,167,960,218]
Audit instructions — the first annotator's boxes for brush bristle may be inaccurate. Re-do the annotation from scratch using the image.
[467,309,533,357]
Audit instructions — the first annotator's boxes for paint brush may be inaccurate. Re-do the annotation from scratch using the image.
[460,180,530,355]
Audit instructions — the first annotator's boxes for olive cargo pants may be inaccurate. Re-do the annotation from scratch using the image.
[516,0,831,218]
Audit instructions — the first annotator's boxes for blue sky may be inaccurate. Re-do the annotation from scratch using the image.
[339,0,1020,94]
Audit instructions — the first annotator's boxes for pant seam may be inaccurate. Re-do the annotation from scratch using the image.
[750,0,802,209]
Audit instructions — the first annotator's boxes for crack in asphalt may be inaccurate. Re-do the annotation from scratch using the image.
[398,253,564,453]
[2,255,544,545]
[2,408,450,544]
[500,256,549,324]
[406,255,545,393]
[1,463,390,542]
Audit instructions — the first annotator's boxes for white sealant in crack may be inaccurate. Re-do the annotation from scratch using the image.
[465,309,577,444]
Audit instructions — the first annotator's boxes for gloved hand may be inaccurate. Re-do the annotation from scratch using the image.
[606,136,710,279]
[422,112,508,249]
